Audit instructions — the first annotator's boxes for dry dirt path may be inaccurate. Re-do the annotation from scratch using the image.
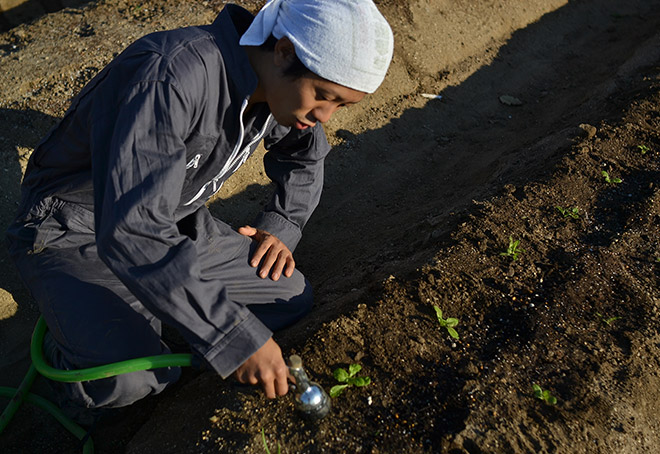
[1,0,659,452]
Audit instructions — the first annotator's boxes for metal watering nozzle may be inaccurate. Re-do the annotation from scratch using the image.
[288,355,331,420]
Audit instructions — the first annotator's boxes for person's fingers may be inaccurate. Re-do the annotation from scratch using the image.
[275,371,290,396]
[238,225,257,237]
[241,229,295,279]
[275,380,289,397]
[283,256,296,278]
[234,338,293,400]
[262,376,276,399]
[234,369,258,385]
[272,359,290,397]
[270,252,288,281]
[258,245,280,279]
[250,240,271,268]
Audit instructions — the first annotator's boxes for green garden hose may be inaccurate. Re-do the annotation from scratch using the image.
[0,316,194,453]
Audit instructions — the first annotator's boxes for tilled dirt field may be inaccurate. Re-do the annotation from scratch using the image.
[1,0,659,453]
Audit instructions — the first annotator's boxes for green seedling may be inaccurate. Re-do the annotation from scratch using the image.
[500,236,525,261]
[601,170,622,184]
[596,312,621,326]
[330,363,371,398]
[533,384,557,405]
[261,428,281,454]
[555,206,580,219]
[433,306,460,340]
[637,144,650,155]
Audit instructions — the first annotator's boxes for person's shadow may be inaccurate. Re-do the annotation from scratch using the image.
[0,107,58,386]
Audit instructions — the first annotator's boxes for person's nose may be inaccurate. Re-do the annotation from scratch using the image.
[310,103,337,124]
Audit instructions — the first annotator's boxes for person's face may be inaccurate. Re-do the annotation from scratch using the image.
[263,38,366,130]
[266,73,366,130]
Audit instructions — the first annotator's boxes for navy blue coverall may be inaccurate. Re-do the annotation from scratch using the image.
[6,5,330,410]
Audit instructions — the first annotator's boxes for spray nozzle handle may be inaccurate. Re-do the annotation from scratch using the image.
[288,354,303,370]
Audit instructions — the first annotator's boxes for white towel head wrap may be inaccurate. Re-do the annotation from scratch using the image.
[239,0,394,94]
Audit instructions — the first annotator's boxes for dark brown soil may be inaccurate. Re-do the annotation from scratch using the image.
[1,0,659,453]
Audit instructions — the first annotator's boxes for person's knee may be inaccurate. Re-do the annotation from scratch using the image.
[283,272,314,316]
[248,272,314,331]
[45,333,182,411]
[70,366,181,410]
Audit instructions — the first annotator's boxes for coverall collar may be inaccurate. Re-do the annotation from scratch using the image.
[209,5,260,102]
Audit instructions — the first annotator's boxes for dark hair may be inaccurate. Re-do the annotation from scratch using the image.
[260,34,311,79]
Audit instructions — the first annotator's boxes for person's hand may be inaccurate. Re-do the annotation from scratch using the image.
[233,338,290,399]
[238,225,295,281]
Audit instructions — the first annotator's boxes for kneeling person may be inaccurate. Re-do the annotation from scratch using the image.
[6,0,393,419]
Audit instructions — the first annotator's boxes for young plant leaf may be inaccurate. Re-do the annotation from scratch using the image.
[352,377,371,387]
[334,368,349,383]
[261,427,281,454]
[604,316,620,325]
[329,384,349,398]
[602,170,622,184]
[433,306,443,322]
[500,236,524,260]
[542,390,557,405]
[532,384,557,405]
[433,305,460,339]
[348,363,362,377]
[596,312,622,326]
[331,364,372,398]
[556,206,580,219]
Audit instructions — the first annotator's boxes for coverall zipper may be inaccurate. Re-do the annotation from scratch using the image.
[183,99,272,206]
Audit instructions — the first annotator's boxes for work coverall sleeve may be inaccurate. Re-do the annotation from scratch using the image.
[254,124,331,251]
[93,81,271,379]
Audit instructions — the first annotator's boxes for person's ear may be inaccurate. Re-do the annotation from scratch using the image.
[273,36,297,68]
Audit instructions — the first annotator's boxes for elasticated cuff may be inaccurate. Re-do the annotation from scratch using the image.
[253,211,302,252]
